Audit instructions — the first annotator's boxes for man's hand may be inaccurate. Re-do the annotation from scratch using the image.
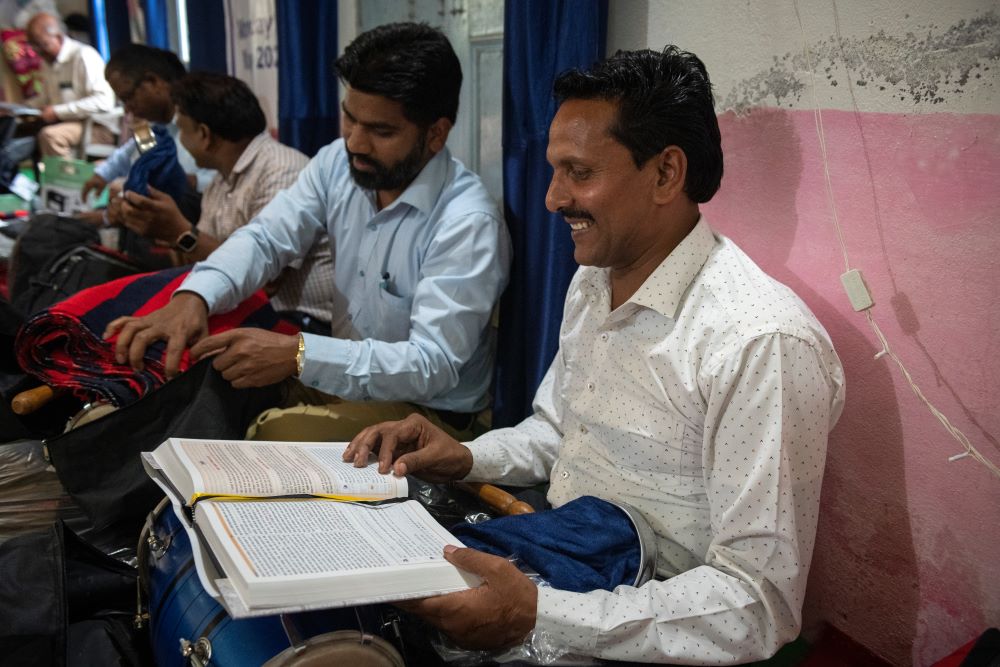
[344,413,473,481]
[396,545,537,650]
[103,292,209,377]
[81,174,108,202]
[188,328,299,389]
[105,191,126,227]
[76,209,105,226]
[120,186,190,243]
[40,105,58,123]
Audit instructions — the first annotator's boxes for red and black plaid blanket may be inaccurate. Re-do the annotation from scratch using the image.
[15,266,298,407]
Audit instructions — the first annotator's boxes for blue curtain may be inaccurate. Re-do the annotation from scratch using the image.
[141,0,169,48]
[98,0,131,57]
[492,0,608,427]
[88,0,110,59]
[275,0,339,156]
[186,0,227,73]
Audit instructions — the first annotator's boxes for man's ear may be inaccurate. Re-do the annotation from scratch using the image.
[197,122,214,151]
[426,117,453,154]
[652,146,688,205]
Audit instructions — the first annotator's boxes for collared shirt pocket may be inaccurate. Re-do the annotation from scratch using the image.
[372,285,413,342]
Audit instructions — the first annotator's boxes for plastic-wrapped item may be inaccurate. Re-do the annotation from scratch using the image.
[428,561,597,665]
[408,477,495,527]
[0,439,87,544]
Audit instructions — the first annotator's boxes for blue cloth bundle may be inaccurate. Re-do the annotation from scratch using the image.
[451,495,642,593]
[122,125,188,200]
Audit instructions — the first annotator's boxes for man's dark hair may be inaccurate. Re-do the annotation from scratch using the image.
[106,44,186,83]
[171,72,266,142]
[333,22,462,126]
[553,46,724,203]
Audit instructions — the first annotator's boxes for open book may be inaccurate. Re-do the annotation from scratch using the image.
[0,102,41,116]
[143,438,479,617]
[147,436,410,504]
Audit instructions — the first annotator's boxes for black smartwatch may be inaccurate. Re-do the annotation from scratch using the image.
[174,225,199,253]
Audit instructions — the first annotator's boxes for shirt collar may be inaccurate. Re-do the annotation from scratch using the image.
[627,216,717,319]
[383,147,450,216]
[229,132,270,179]
[55,36,77,65]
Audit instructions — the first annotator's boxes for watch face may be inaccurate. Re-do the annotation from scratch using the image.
[176,230,198,252]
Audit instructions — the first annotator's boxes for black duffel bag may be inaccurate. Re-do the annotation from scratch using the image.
[44,359,286,536]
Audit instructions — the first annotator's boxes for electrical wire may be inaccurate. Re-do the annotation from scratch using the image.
[791,0,999,481]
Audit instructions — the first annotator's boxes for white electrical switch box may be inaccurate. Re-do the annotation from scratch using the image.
[840,269,874,311]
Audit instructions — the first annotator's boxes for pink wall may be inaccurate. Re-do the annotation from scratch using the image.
[704,108,1000,665]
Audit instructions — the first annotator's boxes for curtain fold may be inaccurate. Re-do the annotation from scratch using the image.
[140,0,169,49]
[88,0,110,59]
[492,0,607,427]
[102,0,131,57]
[186,0,226,73]
[275,0,339,156]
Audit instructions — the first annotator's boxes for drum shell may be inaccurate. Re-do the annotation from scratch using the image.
[146,504,397,666]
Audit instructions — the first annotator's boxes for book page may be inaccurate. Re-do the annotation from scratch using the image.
[199,499,460,578]
[172,439,406,501]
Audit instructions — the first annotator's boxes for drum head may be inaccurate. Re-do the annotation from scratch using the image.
[263,630,404,667]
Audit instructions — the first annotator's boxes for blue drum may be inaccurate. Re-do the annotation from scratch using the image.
[141,500,405,667]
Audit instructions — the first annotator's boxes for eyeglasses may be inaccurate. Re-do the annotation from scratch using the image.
[117,78,146,105]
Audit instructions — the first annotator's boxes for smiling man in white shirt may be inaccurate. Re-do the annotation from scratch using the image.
[345,46,846,663]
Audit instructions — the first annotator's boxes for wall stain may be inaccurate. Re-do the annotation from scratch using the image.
[721,10,999,112]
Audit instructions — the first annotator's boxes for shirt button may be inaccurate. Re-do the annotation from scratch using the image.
[587,382,595,391]
[600,333,608,341]
[347,314,353,321]
[579,424,587,434]
[359,270,365,277]
[561,471,569,479]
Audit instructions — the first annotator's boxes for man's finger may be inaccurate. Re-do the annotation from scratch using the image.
[376,431,400,474]
[113,320,142,363]
[103,316,131,340]
[190,330,238,359]
[345,426,379,466]
[128,328,159,370]
[441,546,498,577]
[162,331,190,378]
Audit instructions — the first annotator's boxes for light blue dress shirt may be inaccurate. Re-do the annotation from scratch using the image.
[94,122,216,192]
[180,139,511,413]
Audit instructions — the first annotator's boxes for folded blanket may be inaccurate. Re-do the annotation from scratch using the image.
[451,495,646,593]
[15,266,298,407]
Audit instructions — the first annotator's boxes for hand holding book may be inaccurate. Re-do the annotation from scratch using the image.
[142,437,479,617]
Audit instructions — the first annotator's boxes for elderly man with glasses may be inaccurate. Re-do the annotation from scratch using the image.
[18,12,117,157]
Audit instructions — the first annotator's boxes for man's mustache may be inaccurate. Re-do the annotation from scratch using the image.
[559,207,594,222]
[346,150,382,170]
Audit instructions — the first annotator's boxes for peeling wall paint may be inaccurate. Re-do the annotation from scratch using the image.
[721,11,999,113]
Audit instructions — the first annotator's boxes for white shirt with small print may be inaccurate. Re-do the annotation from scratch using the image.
[466,217,846,664]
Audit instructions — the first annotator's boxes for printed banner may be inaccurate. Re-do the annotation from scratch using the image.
[224,0,278,135]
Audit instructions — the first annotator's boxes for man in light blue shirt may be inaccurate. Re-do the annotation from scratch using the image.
[106,23,511,439]
[80,44,215,209]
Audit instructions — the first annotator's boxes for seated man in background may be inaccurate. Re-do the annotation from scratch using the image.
[344,46,846,663]
[118,71,333,327]
[80,43,215,220]
[105,22,511,441]
[18,12,117,157]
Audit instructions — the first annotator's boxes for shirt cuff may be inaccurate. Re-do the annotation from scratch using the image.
[534,587,601,655]
[462,434,512,481]
[176,272,225,313]
[296,333,355,393]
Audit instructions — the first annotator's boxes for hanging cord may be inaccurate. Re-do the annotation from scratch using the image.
[791,0,999,480]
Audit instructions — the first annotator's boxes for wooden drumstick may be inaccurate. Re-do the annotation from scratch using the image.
[11,385,58,415]
[454,481,535,516]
